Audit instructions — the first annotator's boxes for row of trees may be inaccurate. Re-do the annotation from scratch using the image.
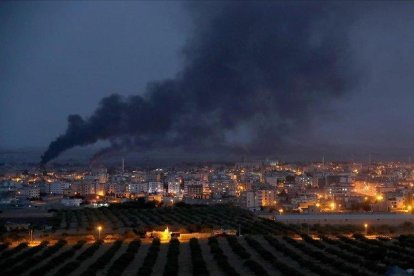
[81,240,123,275]
[2,234,413,276]
[337,234,414,269]
[353,233,414,261]
[189,238,209,276]
[138,238,160,276]
[244,236,303,276]
[30,240,86,276]
[58,204,297,235]
[283,235,367,275]
[225,236,250,259]
[6,240,67,275]
[208,237,239,276]
[225,235,270,276]
[0,241,48,270]
[107,239,141,276]
[288,235,368,275]
[0,242,27,259]
[55,241,102,275]
[320,235,386,273]
[163,238,180,276]
[398,234,414,248]
[306,235,369,271]
[0,243,9,253]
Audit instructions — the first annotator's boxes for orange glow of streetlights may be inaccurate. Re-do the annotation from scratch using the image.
[364,223,368,236]
[97,225,103,240]
[278,208,284,215]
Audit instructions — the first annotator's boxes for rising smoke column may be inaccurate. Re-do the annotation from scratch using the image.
[41,2,355,165]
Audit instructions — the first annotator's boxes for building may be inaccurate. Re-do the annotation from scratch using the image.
[185,183,204,199]
[80,182,97,196]
[243,189,277,211]
[105,183,122,195]
[49,182,70,195]
[167,180,181,194]
[126,182,148,194]
[17,186,40,199]
[148,182,163,194]
[61,198,83,207]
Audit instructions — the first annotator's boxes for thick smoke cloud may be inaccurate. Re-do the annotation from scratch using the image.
[41,2,355,165]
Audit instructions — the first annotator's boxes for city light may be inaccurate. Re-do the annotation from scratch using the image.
[97,225,103,240]
[160,227,171,242]
[364,223,368,236]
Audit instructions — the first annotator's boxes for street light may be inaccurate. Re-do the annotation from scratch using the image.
[364,223,368,236]
[278,209,284,215]
[97,226,102,240]
[29,228,33,243]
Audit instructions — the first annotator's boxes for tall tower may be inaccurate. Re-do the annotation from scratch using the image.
[121,158,125,174]
[322,156,325,171]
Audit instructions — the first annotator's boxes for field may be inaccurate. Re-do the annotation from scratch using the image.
[0,205,413,275]
[54,204,295,236]
[51,204,367,238]
[0,233,413,275]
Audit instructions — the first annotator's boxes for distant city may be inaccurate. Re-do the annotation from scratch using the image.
[2,159,414,215]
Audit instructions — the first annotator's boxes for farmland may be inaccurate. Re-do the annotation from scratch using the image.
[0,232,413,275]
[0,204,413,275]
[51,204,367,238]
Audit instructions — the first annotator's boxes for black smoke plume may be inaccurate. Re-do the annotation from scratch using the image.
[41,2,355,165]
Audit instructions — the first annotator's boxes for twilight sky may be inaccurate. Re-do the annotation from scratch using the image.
[1,1,414,161]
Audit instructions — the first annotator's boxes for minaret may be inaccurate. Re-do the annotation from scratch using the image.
[322,156,325,171]
[121,158,125,174]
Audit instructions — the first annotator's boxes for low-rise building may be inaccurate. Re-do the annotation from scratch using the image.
[17,186,40,199]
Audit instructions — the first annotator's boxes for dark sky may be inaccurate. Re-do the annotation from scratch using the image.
[1,1,414,161]
[0,1,187,148]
